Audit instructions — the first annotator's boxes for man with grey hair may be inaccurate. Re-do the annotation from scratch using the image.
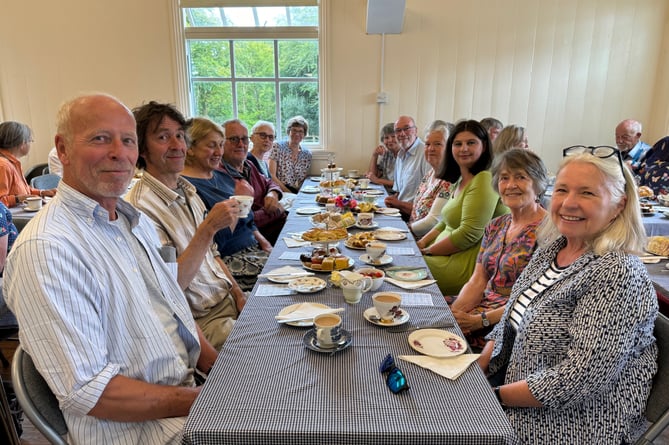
[384,115,430,220]
[615,119,651,173]
[5,93,217,444]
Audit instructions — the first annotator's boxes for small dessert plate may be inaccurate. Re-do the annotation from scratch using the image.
[296,207,322,215]
[354,222,379,230]
[408,329,467,358]
[287,277,327,293]
[373,230,407,241]
[376,207,401,215]
[385,268,428,281]
[365,189,384,196]
[302,186,320,194]
[360,253,393,266]
[303,328,352,354]
[363,307,410,327]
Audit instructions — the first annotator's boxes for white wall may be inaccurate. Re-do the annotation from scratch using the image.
[1,0,667,175]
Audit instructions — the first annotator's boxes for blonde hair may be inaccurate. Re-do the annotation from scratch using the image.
[538,153,645,255]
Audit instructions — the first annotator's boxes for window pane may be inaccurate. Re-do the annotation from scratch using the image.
[236,82,276,126]
[192,81,233,124]
[234,41,274,78]
[278,40,318,78]
[280,82,319,143]
[189,40,230,77]
[184,7,318,28]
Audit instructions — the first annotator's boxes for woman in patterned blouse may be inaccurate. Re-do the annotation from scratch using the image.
[481,147,658,444]
[409,122,453,237]
[449,149,547,350]
[269,115,312,193]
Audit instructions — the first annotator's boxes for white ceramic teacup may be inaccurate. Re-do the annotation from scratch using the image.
[357,212,374,227]
[355,267,385,291]
[25,196,42,211]
[348,169,359,178]
[314,313,343,348]
[358,178,370,189]
[372,292,402,322]
[365,242,387,261]
[231,195,254,217]
[341,277,373,304]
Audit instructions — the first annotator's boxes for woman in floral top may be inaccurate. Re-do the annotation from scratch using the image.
[409,122,452,237]
[269,115,312,193]
[448,149,547,350]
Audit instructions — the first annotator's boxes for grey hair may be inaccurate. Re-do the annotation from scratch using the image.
[286,115,308,135]
[0,121,32,149]
[251,120,275,133]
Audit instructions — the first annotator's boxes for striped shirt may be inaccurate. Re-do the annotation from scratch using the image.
[4,182,200,445]
[509,260,565,330]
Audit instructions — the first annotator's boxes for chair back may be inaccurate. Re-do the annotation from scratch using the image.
[636,312,669,444]
[30,174,61,190]
[11,346,68,445]
[24,163,48,185]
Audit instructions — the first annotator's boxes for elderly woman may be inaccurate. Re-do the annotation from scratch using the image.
[416,120,508,295]
[182,117,271,291]
[449,149,547,350]
[480,146,658,443]
[409,122,453,237]
[366,123,400,192]
[248,120,275,178]
[269,115,312,193]
[492,125,529,156]
[0,121,56,207]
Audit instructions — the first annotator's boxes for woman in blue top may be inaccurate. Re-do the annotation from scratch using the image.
[0,201,18,314]
[182,117,271,291]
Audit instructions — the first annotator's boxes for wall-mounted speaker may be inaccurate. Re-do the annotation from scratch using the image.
[366,0,406,34]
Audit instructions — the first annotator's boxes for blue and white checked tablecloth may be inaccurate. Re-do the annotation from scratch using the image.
[182,185,518,445]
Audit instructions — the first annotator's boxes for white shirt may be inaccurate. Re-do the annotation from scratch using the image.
[4,182,200,445]
[393,138,430,202]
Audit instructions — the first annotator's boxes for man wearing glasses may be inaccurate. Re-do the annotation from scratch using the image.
[221,119,286,245]
[384,115,430,219]
[614,119,651,174]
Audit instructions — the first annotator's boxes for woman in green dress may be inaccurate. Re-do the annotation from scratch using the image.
[416,120,508,295]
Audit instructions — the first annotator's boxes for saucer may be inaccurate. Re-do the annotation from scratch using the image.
[277,303,330,327]
[408,329,466,358]
[376,207,400,215]
[354,222,379,230]
[295,207,322,215]
[303,328,352,354]
[287,277,327,293]
[363,307,409,327]
[365,190,384,196]
[23,207,40,212]
[302,186,320,194]
[360,253,393,266]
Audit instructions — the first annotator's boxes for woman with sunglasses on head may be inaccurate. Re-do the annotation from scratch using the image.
[416,120,508,295]
[449,149,548,351]
[269,115,312,194]
[480,146,658,444]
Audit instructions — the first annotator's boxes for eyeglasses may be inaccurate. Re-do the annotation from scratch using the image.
[394,125,415,135]
[289,128,305,134]
[253,132,275,141]
[562,145,627,182]
[226,136,250,145]
[379,354,409,394]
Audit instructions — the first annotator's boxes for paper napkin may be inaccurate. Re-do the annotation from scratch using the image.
[399,354,480,380]
[262,266,310,277]
[275,303,344,322]
[385,277,437,290]
[283,237,311,248]
[278,251,305,260]
[255,284,296,297]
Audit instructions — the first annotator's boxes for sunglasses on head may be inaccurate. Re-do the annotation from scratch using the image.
[379,354,409,394]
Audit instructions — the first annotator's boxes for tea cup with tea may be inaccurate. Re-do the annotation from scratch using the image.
[314,313,344,348]
[372,292,402,322]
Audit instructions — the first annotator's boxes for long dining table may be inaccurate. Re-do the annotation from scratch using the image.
[182,179,518,445]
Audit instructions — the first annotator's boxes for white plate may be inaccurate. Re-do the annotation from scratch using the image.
[365,190,384,196]
[296,207,322,215]
[363,307,410,327]
[287,277,327,293]
[302,257,354,272]
[376,207,400,215]
[373,230,407,241]
[267,274,313,284]
[359,253,393,266]
[278,303,330,327]
[23,207,40,212]
[385,268,428,281]
[408,329,467,358]
[354,222,379,230]
[310,176,325,182]
[302,186,320,194]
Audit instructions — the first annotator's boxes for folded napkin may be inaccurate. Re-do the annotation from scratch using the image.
[399,354,480,380]
[385,277,437,290]
[284,237,311,248]
[274,303,344,322]
[255,284,296,297]
[262,265,310,277]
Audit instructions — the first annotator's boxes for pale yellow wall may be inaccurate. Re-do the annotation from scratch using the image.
[0,0,667,175]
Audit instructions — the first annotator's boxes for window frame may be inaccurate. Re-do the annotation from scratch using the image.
[170,0,327,150]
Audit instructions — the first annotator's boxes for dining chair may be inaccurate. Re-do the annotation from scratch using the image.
[636,312,669,444]
[24,163,48,185]
[11,346,68,445]
[30,174,61,190]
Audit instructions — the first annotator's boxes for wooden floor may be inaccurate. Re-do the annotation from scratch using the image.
[1,337,668,445]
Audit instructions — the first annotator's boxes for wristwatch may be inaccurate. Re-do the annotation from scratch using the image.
[481,311,490,327]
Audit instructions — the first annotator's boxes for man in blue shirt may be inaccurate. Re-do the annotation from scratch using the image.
[615,119,651,174]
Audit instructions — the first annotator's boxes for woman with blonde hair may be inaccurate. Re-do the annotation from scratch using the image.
[492,125,528,156]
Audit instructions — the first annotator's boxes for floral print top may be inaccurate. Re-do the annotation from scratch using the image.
[409,169,451,224]
[269,141,312,192]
